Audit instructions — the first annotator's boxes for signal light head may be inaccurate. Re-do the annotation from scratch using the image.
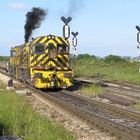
[61,16,72,39]
[136,25,140,32]
[71,32,79,37]
[61,16,72,25]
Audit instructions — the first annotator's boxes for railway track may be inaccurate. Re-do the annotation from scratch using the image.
[105,86,140,102]
[74,77,140,103]
[0,63,140,139]
[98,92,135,106]
[74,77,140,92]
[33,90,140,140]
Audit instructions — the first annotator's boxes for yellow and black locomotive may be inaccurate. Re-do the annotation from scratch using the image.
[8,16,79,89]
[9,35,73,89]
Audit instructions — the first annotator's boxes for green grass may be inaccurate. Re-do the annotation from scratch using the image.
[132,102,140,111]
[78,84,103,95]
[75,55,140,85]
[0,82,75,140]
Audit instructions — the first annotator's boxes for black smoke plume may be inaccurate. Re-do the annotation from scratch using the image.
[24,7,47,43]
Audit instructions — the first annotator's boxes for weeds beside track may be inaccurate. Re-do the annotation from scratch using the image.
[0,81,75,140]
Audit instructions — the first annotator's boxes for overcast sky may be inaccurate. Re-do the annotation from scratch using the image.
[0,0,140,57]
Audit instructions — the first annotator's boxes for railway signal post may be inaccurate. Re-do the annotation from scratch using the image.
[71,32,79,58]
[61,16,72,39]
[136,25,140,73]
[71,32,79,72]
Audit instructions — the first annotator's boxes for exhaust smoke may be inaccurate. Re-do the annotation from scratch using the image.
[24,7,47,43]
[66,0,84,17]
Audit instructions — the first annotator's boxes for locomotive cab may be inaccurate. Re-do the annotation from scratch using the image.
[30,35,73,89]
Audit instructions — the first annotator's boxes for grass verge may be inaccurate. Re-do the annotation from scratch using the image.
[132,102,140,111]
[0,81,75,140]
[78,84,103,95]
[75,55,140,85]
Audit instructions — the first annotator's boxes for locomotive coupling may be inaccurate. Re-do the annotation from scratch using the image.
[51,70,57,87]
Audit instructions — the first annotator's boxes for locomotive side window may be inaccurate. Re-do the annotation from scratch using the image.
[48,43,56,51]
[10,50,16,57]
[58,45,69,53]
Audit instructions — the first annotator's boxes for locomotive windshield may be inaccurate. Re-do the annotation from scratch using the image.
[35,44,44,53]
[58,45,69,53]
[33,43,45,53]
[48,43,57,58]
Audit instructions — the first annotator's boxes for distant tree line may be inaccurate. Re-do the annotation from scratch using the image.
[77,54,131,63]
[0,56,10,61]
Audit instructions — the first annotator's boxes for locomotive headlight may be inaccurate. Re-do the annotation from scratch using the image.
[52,36,55,39]
[51,81,55,87]
[63,25,70,39]
[48,36,51,39]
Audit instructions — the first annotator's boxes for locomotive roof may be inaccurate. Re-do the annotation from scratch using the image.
[32,34,67,41]
[31,35,69,46]
[14,45,24,48]
[12,35,69,49]
[12,41,32,48]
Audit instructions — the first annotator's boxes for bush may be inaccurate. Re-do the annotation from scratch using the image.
[77,54,96,60]
[104,55,126,63]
